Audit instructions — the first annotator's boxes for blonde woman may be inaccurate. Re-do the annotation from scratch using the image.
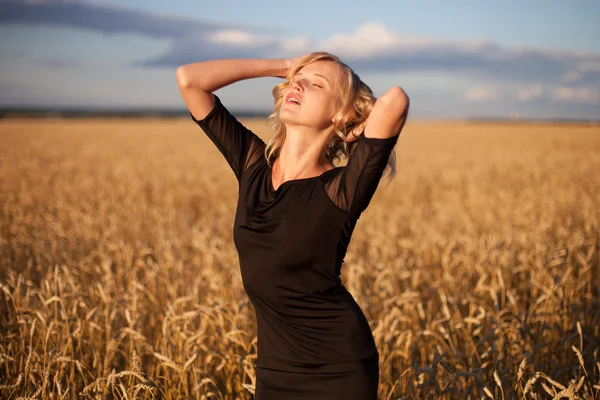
[176,52,409,399]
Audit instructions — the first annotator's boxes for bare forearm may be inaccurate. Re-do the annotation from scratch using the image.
[176,58,288,91]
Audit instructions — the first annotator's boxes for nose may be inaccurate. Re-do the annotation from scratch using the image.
[290,80,301,92]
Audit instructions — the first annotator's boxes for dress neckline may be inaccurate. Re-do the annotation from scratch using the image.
[269,165,342,193]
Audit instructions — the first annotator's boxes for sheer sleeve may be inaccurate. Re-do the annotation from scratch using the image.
[190,95,266,183]
[324,131,399,219]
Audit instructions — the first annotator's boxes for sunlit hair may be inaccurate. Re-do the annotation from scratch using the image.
[264,51,396,182]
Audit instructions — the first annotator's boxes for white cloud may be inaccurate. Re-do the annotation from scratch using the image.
[516,85,544,102]
[314,21,493,59]
[464,86,500,101]
[560,60,600,83]
[208,29,275,48]
[462,83,600,105]
[316,22,400,58]
[280,36,310,55]
[209,30,257,46]
[552,87,600,103]
[2,2,600,117]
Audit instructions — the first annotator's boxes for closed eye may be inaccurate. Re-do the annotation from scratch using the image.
[312,83,323,88]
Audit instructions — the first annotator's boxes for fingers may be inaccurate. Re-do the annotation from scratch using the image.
[343,130,361,143]
[343,123,364,143]
[286,57,299,73]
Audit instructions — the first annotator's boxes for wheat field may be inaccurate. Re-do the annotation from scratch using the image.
[0,117,599,399]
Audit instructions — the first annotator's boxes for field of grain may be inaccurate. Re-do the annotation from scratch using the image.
[0,117,599,399]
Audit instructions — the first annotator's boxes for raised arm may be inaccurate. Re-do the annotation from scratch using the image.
[175,58,294,183]
[325,86,409,219]
[176,58,292,120]
[363,86,410,139]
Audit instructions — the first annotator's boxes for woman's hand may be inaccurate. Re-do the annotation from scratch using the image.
[275,57,299,79]
[343,122,365,143]
[177,58,301,120]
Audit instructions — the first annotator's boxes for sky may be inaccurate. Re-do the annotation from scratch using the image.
[1,0,599,119]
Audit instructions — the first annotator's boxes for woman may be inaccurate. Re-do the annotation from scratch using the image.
[176,52,409,399]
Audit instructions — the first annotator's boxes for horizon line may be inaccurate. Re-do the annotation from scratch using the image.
[0,107,599,124]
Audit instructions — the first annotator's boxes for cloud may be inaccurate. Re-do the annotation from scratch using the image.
[0,0,286,66]
[560,60,600,85]
[0,0,221,39]
[278,36,309,54]
[1,1,599,114]
[210,30,266,46]
[463,86,500,102]
[461,82,600,105]
[552,87,600,103]
[316,22,493,57]
[3,1,599,87]
[320,23,598,86]
[516,85,544,102]
[145,21,600,101]
[138,33,279,67]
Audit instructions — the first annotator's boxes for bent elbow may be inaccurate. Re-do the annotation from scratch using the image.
[380,86,409,115]
[176,66,192,89]
[387,86,410,107]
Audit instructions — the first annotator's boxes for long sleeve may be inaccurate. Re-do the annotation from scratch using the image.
[324,131,399,219]
[190,95,266,183]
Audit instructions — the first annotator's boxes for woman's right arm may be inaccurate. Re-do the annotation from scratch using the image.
[176,58,291,120]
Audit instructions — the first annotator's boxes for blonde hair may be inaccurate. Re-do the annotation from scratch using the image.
[264,51,396,182]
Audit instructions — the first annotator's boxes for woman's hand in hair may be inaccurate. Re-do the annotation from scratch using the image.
[276,57,300,79]
[343,123,365,143]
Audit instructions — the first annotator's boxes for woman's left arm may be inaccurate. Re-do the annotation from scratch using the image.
[330,86,409,219]
[364,86,410,139]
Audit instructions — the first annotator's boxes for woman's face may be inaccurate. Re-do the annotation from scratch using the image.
[279,61,344,131]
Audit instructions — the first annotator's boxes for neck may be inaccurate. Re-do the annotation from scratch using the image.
[273,125,334,181]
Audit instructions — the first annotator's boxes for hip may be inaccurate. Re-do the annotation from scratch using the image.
[255,353,379,400]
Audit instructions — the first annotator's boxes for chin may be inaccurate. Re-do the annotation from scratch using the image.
[278,108,302,126]
[279,107,329,130]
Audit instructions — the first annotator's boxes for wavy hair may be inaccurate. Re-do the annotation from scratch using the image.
[264,52,396,182]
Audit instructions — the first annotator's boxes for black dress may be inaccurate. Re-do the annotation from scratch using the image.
[190,96,399,399]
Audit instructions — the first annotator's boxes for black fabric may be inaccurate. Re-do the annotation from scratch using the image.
[190,96,398,398]
[255,353,379,399]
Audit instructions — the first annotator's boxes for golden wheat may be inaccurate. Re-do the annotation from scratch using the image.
[0,118,599,399]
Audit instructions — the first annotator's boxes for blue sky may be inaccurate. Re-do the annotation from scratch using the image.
[1,0,599,119]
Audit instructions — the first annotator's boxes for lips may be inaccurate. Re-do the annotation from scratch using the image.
[285,92,302,105]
